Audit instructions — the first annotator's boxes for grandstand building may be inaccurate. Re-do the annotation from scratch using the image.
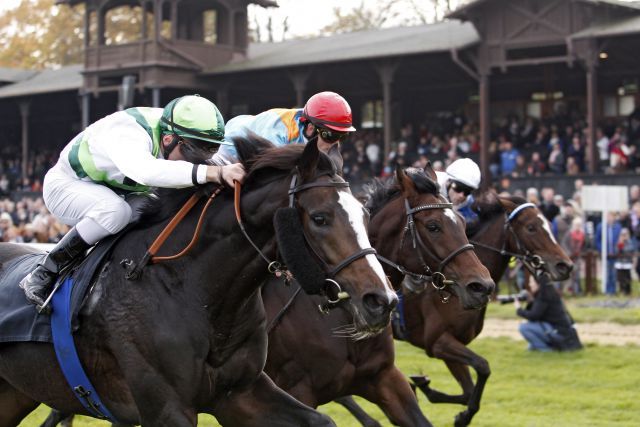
[1,0,639,192]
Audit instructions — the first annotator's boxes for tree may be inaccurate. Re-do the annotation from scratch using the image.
[0,0,145,69]
[0,0,84,69]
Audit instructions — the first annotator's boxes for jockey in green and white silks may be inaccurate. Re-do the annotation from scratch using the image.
[20,95,246,310]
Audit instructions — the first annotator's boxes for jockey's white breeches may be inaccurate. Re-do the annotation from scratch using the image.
[43,163,132,245]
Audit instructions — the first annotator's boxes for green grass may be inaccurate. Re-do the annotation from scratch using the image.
[19,338,640,427]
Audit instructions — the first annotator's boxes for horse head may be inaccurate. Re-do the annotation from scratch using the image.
[367,163,494,310]
[499,197,573,281]
[240,135,397,337]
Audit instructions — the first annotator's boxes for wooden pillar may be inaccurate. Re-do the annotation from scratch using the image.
[376,62,397,167]
[586,63,598,173]
[97,6,105,46]
[81,93,91,130]
[18,100,30,181]
[479,72,491,181]
[171,1,178,40]
[216,85,229,118]
[152,87,161,108]
[288,69,310,108]
[83,3,90,48]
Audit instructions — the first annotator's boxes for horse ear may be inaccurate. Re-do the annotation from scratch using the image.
[297,138,320,181]
[327,143,344,176]
[423,160,437,181]
[395,166,418,198]
[498,196,517,214]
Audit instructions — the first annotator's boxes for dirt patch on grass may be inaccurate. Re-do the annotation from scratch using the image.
[479,318,640,346]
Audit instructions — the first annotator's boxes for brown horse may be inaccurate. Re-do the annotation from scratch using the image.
[261,165,494,427]
[339,190,573,427]
[0,136,397,426]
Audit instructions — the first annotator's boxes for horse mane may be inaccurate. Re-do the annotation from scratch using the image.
[139,131,336,223]
[467,191,528,236]
[361,167,439,216]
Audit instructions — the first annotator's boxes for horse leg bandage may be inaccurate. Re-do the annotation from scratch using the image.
[274,208,326,294]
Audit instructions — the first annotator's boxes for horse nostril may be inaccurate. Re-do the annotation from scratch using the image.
[556,262,573,276]
[363,291,391,316]
[468,281,494,296]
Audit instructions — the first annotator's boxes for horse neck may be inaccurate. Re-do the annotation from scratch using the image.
[369,196,407,289]
[470,213,510,283]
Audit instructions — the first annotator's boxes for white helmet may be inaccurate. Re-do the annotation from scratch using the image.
[446,158,481,190]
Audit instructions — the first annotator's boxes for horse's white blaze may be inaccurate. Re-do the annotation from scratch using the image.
[538,213,558,244]
[445,208,458,224]
[338,192,395,298]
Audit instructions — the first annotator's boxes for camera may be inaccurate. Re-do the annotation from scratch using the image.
[497,291,528,305]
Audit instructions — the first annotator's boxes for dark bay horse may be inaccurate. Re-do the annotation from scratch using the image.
[261,165,494,427]
[0,136,397,426]
[340,191,573,427]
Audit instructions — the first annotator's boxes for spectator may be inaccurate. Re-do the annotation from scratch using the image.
[515,275,582,352]
[500,140,519,176]
[548,141,565,174]
[562,216,585,295]
[527,151,546,176]
[615,228,635,296]
[539,187,560,222]
[526,187,540,205]
[595,211,623,295]
[596,127,610,169]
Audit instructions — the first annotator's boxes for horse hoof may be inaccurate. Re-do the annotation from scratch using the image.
[454,411,471,427]
[409,375,431,388]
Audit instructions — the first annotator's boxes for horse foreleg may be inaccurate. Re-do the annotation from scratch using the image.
[334,396,382,427]
[212,372,335,427]
[358,366,433,427]
[39,410,74,427]
[419,334,490,427]
[0,378,39,427]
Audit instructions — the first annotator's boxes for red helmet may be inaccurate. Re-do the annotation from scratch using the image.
[302,91,356,132]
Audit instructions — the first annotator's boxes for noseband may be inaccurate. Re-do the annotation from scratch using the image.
[469,202,545,275]
[377,198,474,303]
[237,172,378,312]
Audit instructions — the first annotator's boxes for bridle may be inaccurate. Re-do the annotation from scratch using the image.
[377,197,474,303]
[236,171,378,312]
[469,202,545,276]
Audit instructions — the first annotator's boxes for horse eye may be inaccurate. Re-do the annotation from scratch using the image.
[527,224,536,232]
[312,214,327,226]
[426,222,440,232]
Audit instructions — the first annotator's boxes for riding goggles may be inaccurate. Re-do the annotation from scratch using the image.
[317,127,349,143]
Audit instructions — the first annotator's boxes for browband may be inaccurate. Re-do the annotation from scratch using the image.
[507,202,536,222]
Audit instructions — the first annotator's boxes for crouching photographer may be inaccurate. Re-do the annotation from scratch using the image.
[514,275,582,352]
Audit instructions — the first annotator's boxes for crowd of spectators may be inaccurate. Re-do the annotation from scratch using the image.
[340,108,640,185]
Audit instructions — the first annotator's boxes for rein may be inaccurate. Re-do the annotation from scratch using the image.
[469,202,544,275]
[235,173,377,313]
[123,186,223,280]
[390,198,474,302]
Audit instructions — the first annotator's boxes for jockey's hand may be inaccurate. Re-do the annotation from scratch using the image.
[221,163,246,186]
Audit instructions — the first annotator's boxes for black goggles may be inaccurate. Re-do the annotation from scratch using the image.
[180,137,219,155]
[449,181,473,196]
[317,127,349,143]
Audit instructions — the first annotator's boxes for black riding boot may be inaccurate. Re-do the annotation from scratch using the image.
[20,227,90,308]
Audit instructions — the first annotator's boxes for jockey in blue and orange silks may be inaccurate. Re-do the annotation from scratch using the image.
[213,91,357,164]
[436,158,482,225]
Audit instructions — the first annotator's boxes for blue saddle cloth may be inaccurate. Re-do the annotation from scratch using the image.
[0,234,121,343]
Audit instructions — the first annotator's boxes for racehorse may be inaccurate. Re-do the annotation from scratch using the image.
[337,190,573,426]
[0,135,397,426]
[261,165,495,427]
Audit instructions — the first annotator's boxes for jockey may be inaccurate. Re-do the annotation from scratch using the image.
[436,158,481,224]
[21,95,246,309]
[212,91,356,163]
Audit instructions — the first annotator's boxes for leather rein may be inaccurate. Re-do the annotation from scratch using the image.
[376,198,474,303]
[235,172,377,312]
[468,202,545,276]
